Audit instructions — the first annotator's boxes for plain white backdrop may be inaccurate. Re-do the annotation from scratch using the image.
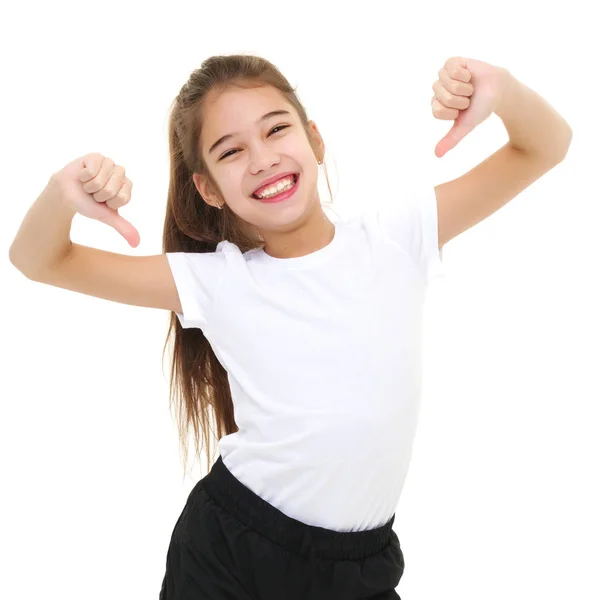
[2,1,598,598]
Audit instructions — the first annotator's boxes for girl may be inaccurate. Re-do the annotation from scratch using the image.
[9,54,570,599]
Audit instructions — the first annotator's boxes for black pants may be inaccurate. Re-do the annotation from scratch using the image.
[159,456,404,599]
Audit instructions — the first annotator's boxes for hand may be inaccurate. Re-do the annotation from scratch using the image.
[51,153,140,248]
[432,57,510,158]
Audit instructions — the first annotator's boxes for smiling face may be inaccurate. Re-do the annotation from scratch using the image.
[193,84,325,235]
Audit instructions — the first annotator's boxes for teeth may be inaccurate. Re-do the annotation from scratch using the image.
[255,175,295,199]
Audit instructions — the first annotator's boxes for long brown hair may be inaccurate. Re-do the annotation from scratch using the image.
[161,54,335,478]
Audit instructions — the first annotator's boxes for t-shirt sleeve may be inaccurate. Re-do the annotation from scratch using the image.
[376,186,446,285]
[165,250,226,329]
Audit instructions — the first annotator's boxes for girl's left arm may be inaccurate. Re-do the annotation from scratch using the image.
[432,57,572,249]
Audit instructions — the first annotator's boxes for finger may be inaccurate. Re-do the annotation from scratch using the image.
[82,157,115,196]
[92,167,124,204]
[440,69,474,98]
[432,97,459,120]
[432,80,470,110]
[435,130,460,158]
[452,67,471,83]
[105,178,132,210]
[437,117,475,159]
[77,153,105,183]
[446,57,471,82]
[101,208,140,247]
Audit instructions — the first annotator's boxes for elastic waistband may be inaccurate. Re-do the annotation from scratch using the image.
[201,455,395,561]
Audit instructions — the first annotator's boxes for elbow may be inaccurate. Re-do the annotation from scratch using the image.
[9,246,41,281]
[557,125,574,161]
[8,246,24,274]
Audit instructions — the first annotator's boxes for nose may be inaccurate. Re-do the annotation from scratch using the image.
[248,141,280,173]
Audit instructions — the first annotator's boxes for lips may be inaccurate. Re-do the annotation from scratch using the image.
[252,172,298,197]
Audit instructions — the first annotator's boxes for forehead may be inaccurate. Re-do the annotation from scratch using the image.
[202,85,291,138]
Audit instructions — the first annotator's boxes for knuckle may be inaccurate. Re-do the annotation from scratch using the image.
[108,189,129,208]
[110,177,125,195]
[85,152,103,167]
[106,198,122,210]
[118,184,130,201]
[82,180,99,194]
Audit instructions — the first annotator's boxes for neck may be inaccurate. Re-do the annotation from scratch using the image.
[260,208,335,259]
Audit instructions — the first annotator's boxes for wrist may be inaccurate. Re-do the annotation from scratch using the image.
[44,177,78,219]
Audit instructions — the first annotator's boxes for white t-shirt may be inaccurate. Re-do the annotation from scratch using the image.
[166,186,445,532]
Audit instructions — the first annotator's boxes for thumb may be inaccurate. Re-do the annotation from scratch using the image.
[435,119,475,158]
[100,208,141,248]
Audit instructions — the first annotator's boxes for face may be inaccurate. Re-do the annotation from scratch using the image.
[193,85,325,234]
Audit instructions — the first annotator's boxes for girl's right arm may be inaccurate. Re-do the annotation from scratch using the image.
[8,153,184,314]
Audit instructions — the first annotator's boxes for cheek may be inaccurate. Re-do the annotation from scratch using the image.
[220,169,245,196]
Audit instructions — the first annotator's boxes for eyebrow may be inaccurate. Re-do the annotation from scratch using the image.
[208,109,292,156]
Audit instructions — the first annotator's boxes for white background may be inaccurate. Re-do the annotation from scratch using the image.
[2,1,598,598]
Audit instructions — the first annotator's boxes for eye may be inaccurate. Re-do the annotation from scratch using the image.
[219,125,290,160]
[269,124,289,135]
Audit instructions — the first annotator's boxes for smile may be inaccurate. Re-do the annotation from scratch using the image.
[253,174,299,204]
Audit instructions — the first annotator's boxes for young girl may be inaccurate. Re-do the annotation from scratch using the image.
[9,54,570,599]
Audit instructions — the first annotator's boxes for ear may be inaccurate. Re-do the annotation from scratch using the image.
[307,120,325,163]
[193,172,221,209]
